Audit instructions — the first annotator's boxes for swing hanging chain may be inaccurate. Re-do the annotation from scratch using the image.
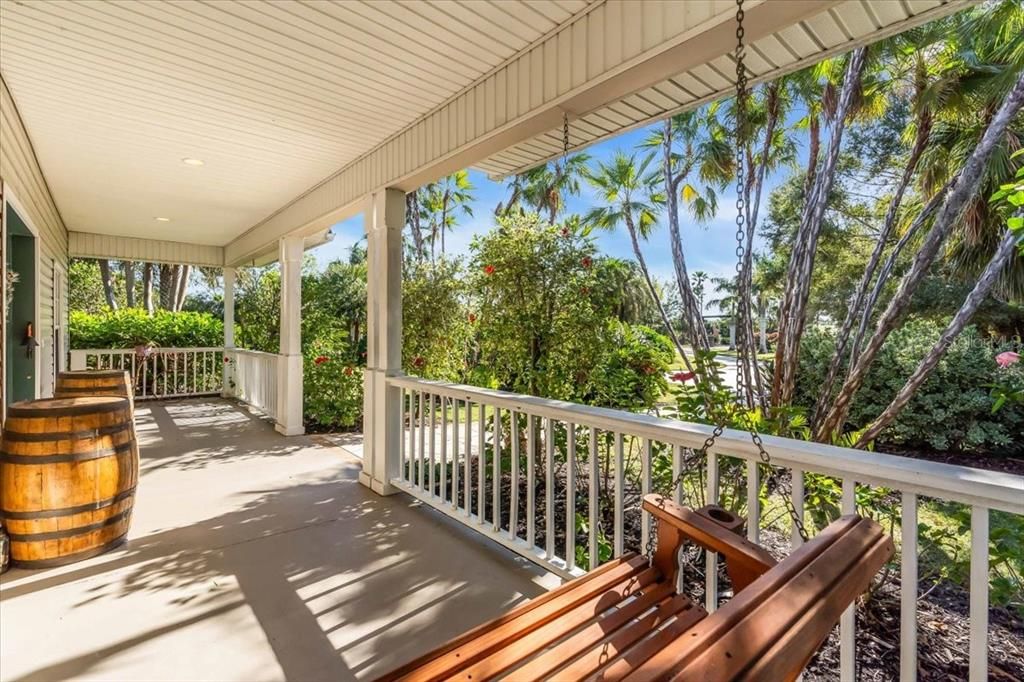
[643,0,806,565]
[563,112,570,159]
[730,0,809,543]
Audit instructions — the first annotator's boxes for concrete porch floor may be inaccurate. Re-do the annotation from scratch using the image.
[0,399,555,682]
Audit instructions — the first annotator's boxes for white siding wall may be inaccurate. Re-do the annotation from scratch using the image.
[1,76,70,399]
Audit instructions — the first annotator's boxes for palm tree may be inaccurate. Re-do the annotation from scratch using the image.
[499,154,591,224]
[819,74,1024,441]
[583,151,697,372]
[772,47,869,409]
[817,2,1024,441]
[643,106,731,352]
[421,171,474,262]
[691,270,709,317]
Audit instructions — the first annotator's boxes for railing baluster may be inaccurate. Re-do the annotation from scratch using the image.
[746,460,760,543]
[613,432,624,558]
[403,391,411,481]
[399,389,407,481]
[901,492,918,681]
[510,411,520,540]
[527,416,536,548]
[705,451,720,612]
[588,426,599,571]
[566,423,577,571]
[641,438,652,554]
[428,394,436,496]
[969,505,989,682]
[840,478,857,681]
[463,400,471,517]
[418,392,426,489]
[492,406,501,532]
[440,397,448,503]
[791,467,805,549]
[545,417,555,558]
[477,401,486,525]
[672,444,684,505]
[452,399,460,509]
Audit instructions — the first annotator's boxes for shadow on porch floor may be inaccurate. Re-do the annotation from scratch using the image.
[0,398,554,682]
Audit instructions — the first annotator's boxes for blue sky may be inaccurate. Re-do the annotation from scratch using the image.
[313,120,801,310]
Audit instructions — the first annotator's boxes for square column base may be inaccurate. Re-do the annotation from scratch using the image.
[275,353,304,436]
[358,471,399,496]
[275,422,305,437]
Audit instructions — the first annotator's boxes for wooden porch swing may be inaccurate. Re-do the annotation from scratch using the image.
[377,3,894,679]
[377,497,893,682]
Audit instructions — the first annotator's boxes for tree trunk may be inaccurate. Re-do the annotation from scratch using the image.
[772,48,867,408]
[124,261,136,308]
[854,228,1021,447]
[98,259,118,310]
[848,179,951,364]
[817,71,1024,440]
[624,212,696,375]
[142,263,154,315]
[174,265,190,311]
[811,112,931,428]
[159,264,175,310]
[662,119,710,352]
[407,192,425,262]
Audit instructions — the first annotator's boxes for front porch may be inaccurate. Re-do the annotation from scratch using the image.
[0,399,553,682]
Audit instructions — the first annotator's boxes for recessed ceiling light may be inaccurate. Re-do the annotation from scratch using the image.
[182,158,204,166]
[154,217,171,222]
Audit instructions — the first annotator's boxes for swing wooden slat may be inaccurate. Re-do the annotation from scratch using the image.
[377,494,893,682]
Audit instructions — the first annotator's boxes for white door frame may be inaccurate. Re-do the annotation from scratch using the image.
[2,182,44,401]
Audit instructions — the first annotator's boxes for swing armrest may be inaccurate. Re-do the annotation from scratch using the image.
[643,494,776,591]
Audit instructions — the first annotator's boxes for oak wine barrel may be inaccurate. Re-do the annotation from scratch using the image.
[55,369,134,410]
[0,397,138,567]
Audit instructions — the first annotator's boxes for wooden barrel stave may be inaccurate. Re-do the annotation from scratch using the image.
[0,397,138,567]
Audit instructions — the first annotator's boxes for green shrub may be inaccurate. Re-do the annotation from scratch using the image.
[70,309,224,349]
[403,260,474,381]
[795,319,1024,453]
[303,330,363,429]
[586,321,673,411]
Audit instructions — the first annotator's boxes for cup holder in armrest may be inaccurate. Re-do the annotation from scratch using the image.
[695,504,746,536]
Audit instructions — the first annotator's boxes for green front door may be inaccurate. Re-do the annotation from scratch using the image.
[5,204,36,404]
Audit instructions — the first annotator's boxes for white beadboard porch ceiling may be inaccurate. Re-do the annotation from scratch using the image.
[475,0,967,178]
[0,0,592,245]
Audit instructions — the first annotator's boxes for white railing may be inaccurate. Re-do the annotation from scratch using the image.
[225,348,278,419]
[387,375,1023,682]
[70,347,225,400]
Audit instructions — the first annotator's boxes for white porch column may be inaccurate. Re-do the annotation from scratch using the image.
[276,236,304,436]
[360,188,404,496]
[222,267,236,398]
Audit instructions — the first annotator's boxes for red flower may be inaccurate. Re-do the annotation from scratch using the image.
[223,356,231,363]
[314,355,329,365]
[483,264,496,276]
[343,366,354,376]
[413,356,426,368]
[671,371,696,383]
[581,256,592,269]
[468,313,477,323]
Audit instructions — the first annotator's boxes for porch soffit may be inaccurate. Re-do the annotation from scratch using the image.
[223,0,972,267]
[1,1,974,269]
[0,0,593,248]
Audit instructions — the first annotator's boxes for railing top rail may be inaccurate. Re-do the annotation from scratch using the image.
[226,348,279,360]
[388,374,1024,515]
[72,346,226,353]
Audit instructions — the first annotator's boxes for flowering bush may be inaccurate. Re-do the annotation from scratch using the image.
[303,331,363,429]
